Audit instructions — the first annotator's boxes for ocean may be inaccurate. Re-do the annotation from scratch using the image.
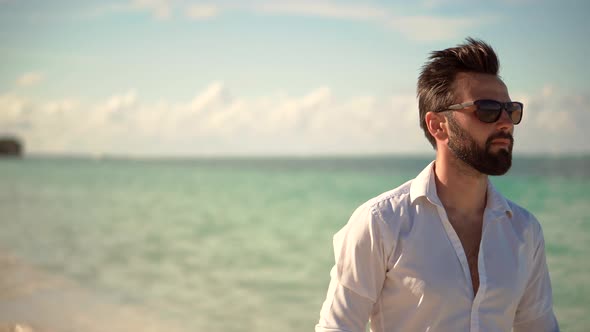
[0,156,588,331]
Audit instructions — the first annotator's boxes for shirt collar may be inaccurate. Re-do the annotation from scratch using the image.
[485,180,513,219]
[410,161,513,219]
[410,161,442,206]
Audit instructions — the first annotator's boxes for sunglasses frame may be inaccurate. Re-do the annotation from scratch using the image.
[440,99,524,124]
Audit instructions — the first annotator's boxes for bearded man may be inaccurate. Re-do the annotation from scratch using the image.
[315,38,559,332]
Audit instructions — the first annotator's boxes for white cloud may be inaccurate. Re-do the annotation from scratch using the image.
[119,0,495,42]
[386,15,492,42]
[0,94,30,132]
[40,99,78,115]
[420,0,534,8]
[300,86,331,108]
[16,72,44,87]
[15,1,499,41]
[131,0,173,20]
[186,4,219,19]
[252,1,386,21]
[513,87,589,154]
[541,84,554,98]
[534,110,573,132]
[251,1,495,41]
[2,83,587,156]
[103,90,137,114]
[189,81,231,114]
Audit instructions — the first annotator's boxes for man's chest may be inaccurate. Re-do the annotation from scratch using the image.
[446,214,484,293]
[385,212,529,305]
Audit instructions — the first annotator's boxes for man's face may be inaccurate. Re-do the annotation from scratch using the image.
[446,113,513,175]
[445,73,515,175]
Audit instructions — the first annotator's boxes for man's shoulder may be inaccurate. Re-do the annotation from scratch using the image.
[354,178,414,219]
[504,198,544,236]
[338,179,415,246]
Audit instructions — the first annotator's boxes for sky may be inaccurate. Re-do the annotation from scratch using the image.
[0,0,589,157]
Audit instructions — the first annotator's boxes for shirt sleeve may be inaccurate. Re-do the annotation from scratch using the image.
[513,224,560,332]
[316,203,392,332]
[315,267,374,332]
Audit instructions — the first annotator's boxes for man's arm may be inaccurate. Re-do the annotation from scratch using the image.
[315,203,391,332]
[315,267,375,332]
[513,224,559,332]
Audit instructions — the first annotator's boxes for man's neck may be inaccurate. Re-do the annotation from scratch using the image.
[433,154,488,218]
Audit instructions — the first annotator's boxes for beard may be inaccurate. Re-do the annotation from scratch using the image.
[446,115,514,176]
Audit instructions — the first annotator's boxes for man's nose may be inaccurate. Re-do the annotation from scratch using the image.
[496,109,514,131]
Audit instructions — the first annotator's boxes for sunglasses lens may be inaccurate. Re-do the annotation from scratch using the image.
[508,103,523,124]
[474,100,523,124]
[474,100,502,123]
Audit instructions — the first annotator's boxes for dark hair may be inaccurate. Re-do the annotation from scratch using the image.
[417,37,500,148]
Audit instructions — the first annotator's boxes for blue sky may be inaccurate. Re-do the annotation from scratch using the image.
[1,0,589,156]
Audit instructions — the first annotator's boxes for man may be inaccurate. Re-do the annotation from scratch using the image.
[315,38,559,332]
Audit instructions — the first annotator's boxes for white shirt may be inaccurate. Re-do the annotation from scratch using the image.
[316,162,559,332]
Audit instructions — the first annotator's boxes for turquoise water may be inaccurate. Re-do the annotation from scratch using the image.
[0,156,588,331]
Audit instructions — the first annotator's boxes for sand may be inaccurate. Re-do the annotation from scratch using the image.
[0,251,189,332]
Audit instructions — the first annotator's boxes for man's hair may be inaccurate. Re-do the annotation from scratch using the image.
[417,37,500,148]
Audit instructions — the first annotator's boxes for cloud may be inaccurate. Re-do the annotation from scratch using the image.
[386,15,492,42]
[102,90,137,114]
[246,1,496,41]
[40,99,78,115]
[3,83,587,156]
[420,0,534,8]
[247,1,497,41]
[16,72,44,87]
[131,0,173,20]
[117,0,496,41]
[185,4,219,20]
[0,83,426,156]
[513,86,590,154]
[0,93,31,130]
[252,1,386,21]
[189,81,231,114]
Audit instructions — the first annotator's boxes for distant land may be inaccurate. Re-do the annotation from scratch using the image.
[0,137,23,157]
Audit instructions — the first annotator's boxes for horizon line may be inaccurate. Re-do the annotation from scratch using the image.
[10,151,590,161]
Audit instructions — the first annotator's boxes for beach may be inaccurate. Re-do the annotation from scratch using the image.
[0,251,189,332]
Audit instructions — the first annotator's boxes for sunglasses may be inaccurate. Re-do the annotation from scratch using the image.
[439,99,524,124]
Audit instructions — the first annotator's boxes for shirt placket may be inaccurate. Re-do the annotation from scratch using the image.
[434,204,491,332]
[470,212,495,332]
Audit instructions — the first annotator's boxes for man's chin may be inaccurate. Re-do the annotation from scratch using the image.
[487,166,511,176]
[478,147,512,175]
[489,144,512,154]
[487,155,512,175]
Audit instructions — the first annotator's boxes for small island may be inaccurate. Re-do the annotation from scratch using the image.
[0,137,23,157]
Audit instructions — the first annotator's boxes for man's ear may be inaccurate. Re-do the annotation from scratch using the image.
[425,111,448,141]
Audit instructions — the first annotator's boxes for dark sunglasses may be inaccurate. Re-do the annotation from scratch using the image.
[439,99,524,124]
